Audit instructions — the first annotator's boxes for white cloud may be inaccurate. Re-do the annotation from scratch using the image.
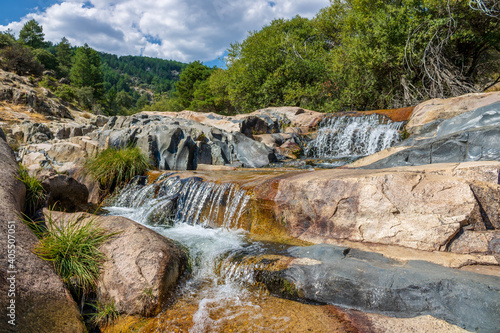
[0,0,330,62]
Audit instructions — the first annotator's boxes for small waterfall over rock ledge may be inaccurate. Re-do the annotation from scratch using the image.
[306,114,405,159]
[109,172,251,229]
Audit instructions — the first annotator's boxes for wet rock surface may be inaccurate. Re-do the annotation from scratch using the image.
[361,100,500,169]
[256,244,500,333]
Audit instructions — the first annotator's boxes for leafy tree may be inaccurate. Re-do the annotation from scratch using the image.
[70,44,104,101]
[135,93,150,110]
[19,19,45,49]
[0,30,16,49]
[32,48,58,72]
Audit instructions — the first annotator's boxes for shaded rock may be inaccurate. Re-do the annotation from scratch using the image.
[42,174,89,212]
[407,91,500,135]
[0,135,86,332]
[46,211,187,317]
[256,244,500,333]
[448,230,500,256]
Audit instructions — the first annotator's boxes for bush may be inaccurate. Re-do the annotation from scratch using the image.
[0,43,43,76]
[84,147,150,195]
[17,164,46,217]
[55,84,76,103]
[32,212,115,294]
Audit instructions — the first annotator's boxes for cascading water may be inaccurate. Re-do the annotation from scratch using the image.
[105,173,298,332]
[306,114,405,159]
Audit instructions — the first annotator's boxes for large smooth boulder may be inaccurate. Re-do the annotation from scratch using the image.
[406,91,500,135]
[47,211,188,317]
[252,244,500,333]
[0,131,86,332]
[266,165,500,252]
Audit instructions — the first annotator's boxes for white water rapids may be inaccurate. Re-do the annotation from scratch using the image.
[106,174,290,332]
[306,114,404,159]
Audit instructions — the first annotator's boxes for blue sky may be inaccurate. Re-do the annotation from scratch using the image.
[1,0,330,65]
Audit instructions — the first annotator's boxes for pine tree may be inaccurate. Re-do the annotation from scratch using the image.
[19,19,45,49]
[70,44,104,100]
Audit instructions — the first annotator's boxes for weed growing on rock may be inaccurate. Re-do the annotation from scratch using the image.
[88,300,119,326]
[32,212,116,295]
[84,146,150,197]
[17,164,46,216]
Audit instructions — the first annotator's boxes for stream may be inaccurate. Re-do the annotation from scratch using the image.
[105,174,352,332]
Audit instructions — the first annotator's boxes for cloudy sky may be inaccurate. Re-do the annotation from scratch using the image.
[1,0,330,65]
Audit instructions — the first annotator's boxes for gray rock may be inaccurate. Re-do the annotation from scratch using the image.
[269,244,500,333]
[92,114,276,170]
[42,174,89,212]
[364,126,500,169]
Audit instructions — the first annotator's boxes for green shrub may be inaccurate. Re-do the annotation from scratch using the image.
[0,43,43,76]
[55,84,76,102]
[88,300,119,326]
[84,147,150,195]
[32,213,115,293]
[17,164,46,216]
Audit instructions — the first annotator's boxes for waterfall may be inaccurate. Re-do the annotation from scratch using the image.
[306,114,404,159]
[106,173,295,332]
[109,173,251,230]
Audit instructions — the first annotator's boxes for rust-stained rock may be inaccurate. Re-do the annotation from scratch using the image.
[266,168,491,251]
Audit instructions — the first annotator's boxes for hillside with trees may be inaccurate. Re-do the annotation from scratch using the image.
[0,19,187,115]
[1,1,499,116]
[152,0,500,115]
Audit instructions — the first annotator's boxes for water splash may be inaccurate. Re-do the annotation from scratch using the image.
[109,174,251,229]
[306,114,404,159]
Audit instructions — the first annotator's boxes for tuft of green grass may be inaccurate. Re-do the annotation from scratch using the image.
[32,212,116,294]
[84,146,150,196]
[88,300,119,326]
[17,164,46,216]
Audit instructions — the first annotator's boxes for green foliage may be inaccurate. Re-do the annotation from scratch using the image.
[19,19,45,49]
[56,37,72,77]
[17,164,46,217]
[75,86,95,110]
[32,48,58,72]
[55,84,76,103]
[70,44,104,101]
[32,212,115,293]
[175,60,215,109]
[0,43,43,76]
[89,300,120,326]
[84,147,150,194]
[0,31,16,49]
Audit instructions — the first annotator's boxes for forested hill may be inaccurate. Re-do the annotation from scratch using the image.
[100,53,187,95]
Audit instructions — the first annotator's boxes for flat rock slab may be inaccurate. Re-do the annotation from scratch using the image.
[274,244,500,333]
[270,167,487,251]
